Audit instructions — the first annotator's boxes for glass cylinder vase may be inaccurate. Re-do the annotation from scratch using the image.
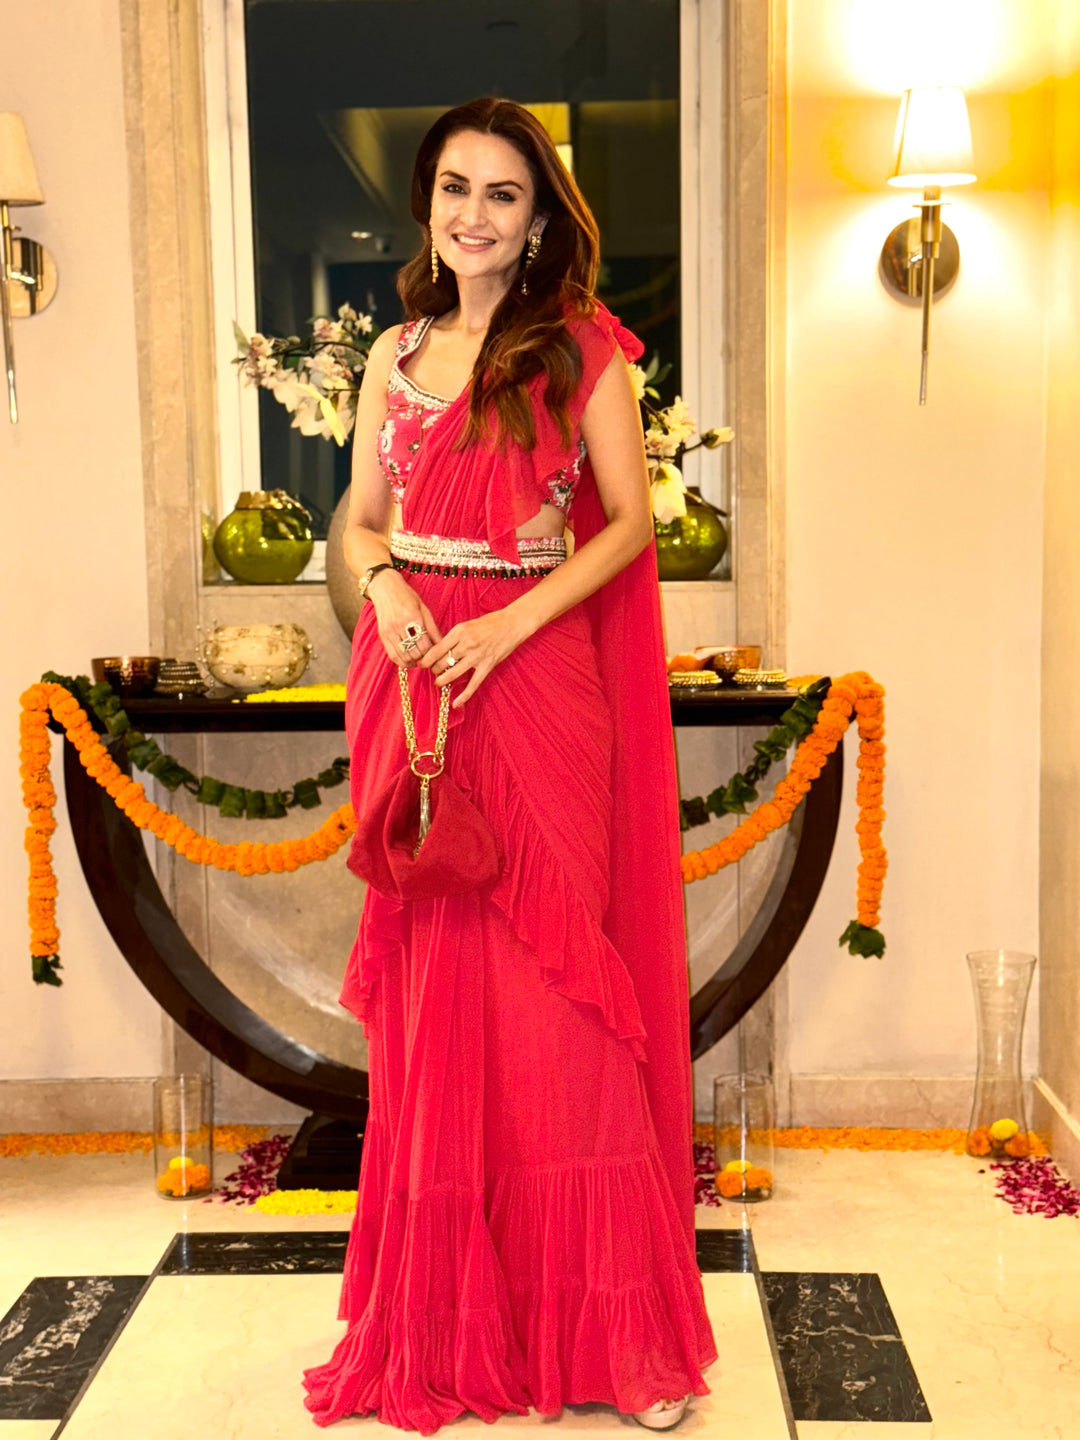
[965,950,1036,1161]
[713,1071,775,1202]
[153,1075,213,1199]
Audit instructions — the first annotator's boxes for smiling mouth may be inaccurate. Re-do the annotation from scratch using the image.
[452,234,496,248]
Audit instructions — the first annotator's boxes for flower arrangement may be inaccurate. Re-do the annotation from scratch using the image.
[967,1117,1032,1160]
[715,1159,774,1200]
[234,304,376,446]
[628,355,734,523]
[234,309,731,523]
[157,1156,212,1197]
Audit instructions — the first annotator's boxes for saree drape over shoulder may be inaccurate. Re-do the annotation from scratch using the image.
[302,303,717,1432]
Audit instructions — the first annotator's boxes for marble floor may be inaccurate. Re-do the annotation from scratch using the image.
[1,1146,1078,1439]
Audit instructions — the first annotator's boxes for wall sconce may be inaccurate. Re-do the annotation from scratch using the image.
[879,87,975,405]
[0,113,58,424]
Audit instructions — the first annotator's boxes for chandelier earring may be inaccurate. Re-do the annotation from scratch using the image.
[431,236,440,284]
[521,232,542,294]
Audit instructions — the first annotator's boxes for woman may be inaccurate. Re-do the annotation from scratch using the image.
[303,97,717,1433]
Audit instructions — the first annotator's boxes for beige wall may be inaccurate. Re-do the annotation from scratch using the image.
[0,0,163,1087]
[1,0,1075,1134]
[1038,5,1080,1159]
[780,0,1058,1100]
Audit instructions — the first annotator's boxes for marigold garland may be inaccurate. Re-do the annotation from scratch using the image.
[681,670,887,957]
[20,681,358,982]
[21,670,886,982]
[691,1123,1048,1155]
[0,1125,271,1158]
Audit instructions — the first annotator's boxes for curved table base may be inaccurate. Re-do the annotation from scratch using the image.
[62,711,842,1118]
[63,740,369,1124]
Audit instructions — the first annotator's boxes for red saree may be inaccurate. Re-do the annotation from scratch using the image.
[302,303,717,1431]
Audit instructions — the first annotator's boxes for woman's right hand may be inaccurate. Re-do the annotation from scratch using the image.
[368,570,444,667]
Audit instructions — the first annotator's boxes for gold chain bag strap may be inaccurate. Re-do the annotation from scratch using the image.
[397,663,450,853]
[346,666,502,899]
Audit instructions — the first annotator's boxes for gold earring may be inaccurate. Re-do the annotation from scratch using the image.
[521,232,542,294]
[431,237,439,283]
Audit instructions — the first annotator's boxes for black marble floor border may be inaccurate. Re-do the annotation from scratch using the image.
[0,1276,147,1424]
[159,1229,348,1275]
[760,1271,932,1424]
[49,1244,174,1437]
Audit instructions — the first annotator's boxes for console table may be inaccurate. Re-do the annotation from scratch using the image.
[62,690,842,1134]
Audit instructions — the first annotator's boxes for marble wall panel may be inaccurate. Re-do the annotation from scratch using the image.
[164,729,366,1074]
[679,722,789,1122]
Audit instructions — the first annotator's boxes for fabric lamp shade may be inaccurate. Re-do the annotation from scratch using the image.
[887,87,975,188]
[0,113,44,205]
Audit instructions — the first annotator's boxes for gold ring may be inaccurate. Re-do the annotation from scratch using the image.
[445,652,458,668]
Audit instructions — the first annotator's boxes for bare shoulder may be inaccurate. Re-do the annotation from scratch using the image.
[360,323,405,393]
[366,323,405,367]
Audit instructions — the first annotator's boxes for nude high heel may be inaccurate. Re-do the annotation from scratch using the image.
[631,1394,691,1431]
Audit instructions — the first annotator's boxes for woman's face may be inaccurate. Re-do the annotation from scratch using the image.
[429,129,545,288]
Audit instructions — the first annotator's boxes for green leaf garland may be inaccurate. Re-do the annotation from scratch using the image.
[678,677,831,831]
[41,672,350,821]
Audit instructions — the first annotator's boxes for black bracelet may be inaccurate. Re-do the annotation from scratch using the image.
[359,561,394,599]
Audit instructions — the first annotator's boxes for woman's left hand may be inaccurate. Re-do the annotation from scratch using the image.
[418,608,529,707]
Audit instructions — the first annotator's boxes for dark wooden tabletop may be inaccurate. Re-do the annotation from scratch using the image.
[119,686,805,733]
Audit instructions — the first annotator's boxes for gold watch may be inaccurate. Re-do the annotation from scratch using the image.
[358,561,393,601]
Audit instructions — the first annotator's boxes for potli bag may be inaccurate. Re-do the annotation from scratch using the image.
[347,667,502,899]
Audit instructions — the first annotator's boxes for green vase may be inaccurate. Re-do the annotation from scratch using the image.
[654,487,729,580]
[213,490,315,584]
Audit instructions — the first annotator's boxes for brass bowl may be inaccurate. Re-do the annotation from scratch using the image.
[696,645,762,683]
[91,655,162,698]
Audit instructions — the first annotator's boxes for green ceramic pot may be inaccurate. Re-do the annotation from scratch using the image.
[213,490,314,584]
[654,487,729,580]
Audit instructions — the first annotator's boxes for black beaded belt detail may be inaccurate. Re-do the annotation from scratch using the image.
[392,557,559,579]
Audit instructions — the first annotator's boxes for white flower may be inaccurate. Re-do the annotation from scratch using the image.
[645,425,682,460]
[312,317,345,344]
[659,396,695,448]
[355,313,374,335]
[266,370,307,413]
[247,333,273,359]
[628,364,647,402]
[649,460,688,525]
[337,302,357,322]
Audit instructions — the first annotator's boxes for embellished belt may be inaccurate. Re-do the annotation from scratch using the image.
[389,528,566,579]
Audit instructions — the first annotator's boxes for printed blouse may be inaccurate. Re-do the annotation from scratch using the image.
[377,316,587,513]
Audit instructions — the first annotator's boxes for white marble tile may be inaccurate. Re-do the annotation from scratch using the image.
[744,1148,1080,1438]
[0,1154,350,1281]
[58,1271,787,1440]
[694,1273,790,1439]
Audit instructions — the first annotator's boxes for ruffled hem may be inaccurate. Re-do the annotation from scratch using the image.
[303,1300,530,1433]
[485,752,647,1062]
[310,1150,716,1431]
[305,1184,530,1433]
[487,1148,717,1413]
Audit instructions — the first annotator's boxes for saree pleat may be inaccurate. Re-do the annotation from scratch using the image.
[303,304,717,1430]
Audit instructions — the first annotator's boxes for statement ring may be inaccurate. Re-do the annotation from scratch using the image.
[403,622,426,641]
[445,652,458,668]
[399,636,418,654]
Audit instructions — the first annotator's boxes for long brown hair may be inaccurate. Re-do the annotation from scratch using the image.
[397,98,601,450]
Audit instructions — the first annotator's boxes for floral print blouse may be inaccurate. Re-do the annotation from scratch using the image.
[378,316,587,514]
